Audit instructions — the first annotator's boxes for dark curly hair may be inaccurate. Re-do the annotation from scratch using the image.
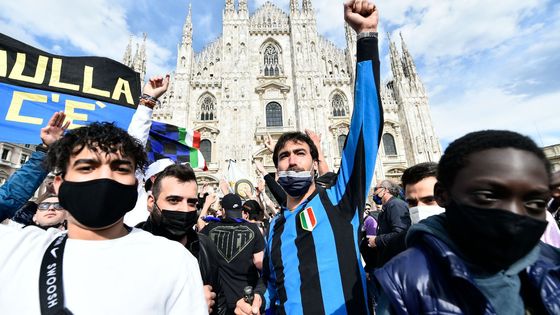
[273,132,319,168]
[46,122,147,177]
[437,130,551,190]
[401,162,438,188]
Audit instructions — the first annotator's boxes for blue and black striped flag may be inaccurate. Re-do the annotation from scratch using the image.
[146,121,207,171]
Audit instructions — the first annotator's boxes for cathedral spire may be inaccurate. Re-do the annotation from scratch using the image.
[239,0,248,13]
[182,4,193,46]
[345,22,355,47]
[290,0,299,13]
[302,0,313,13]
[388,33,404,81]
[225,0,234,13]
[122,36,133,66]
[400,32,418,79]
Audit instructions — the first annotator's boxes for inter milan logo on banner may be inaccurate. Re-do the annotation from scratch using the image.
[0,33,141,144]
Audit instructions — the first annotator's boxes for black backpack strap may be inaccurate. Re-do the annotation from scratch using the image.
[39,234,73,315]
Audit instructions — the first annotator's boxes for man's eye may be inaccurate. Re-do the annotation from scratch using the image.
[422,196,436,204]
[472,191,497,201]
[525,199,547,211]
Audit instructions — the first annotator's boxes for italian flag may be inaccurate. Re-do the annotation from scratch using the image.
[147,121,208,171]
[299,207,317,231]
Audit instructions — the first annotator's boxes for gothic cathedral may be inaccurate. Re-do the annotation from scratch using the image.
[123,0,442,184]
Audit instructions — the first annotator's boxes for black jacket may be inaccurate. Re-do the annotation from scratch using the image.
[137,219,226,315]
[375,197,411,266]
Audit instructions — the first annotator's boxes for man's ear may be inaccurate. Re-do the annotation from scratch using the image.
[434,182,450,208]
[147,193,155,213]
[53,175,63,195]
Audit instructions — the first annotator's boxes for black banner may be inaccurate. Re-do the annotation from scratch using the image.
[0,33,141,108]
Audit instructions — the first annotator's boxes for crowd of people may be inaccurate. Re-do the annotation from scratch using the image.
[1,1,560,314]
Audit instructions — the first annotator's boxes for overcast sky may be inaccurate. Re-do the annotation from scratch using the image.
[1,0,558,148]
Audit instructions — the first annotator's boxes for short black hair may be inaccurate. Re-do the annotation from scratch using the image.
[46,122,147,177]
[152,164,197,200]
[438,130,551,190]
[273,132,319,168]
[243,200,264,221]
[401,162,438,188]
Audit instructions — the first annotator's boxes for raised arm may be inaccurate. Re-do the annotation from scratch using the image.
[0,112,68,221]
[127,75,170,147]
[305,129,330,176]
[328,0,383,219]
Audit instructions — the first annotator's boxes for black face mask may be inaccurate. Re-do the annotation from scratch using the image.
[152,203,198,241]
[59,178,138,229]
[445,200,548,272]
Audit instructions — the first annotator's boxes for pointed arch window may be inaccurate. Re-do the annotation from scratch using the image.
[383,133,397,156]
[266,102,283,127]
[331,93,348,117]
[200,140,212,163]
[263,45,280,77]
[338,134,347,156]
[199,94,216,121]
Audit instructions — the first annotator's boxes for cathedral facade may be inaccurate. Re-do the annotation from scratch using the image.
[125,0,442,185]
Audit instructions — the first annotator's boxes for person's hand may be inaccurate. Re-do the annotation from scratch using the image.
[40,111,70,147]
[253,159,267,176]
[344,0,378,34]
[305,129,321,147]
[143,74,170,99]
[264,133,275,153]
[204,193,218,209]
[234,294,262,315]
[256,179,265,194]
[204,285,216,314]
[220,178,231,195]
[367,235,377,248]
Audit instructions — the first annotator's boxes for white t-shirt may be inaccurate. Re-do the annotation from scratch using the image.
[0,225,207,314]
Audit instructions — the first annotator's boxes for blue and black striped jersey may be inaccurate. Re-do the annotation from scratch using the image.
[263,36,383,315]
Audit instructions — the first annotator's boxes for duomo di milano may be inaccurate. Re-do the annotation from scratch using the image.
[123,0,442,186]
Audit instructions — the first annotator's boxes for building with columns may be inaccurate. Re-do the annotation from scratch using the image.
[124,0,442,186]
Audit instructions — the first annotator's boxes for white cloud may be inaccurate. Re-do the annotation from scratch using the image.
[387,0,545,61]
[0,0,173,83]
[432,87,560,146]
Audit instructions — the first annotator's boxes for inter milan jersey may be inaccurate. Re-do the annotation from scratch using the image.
[263,37,383,315]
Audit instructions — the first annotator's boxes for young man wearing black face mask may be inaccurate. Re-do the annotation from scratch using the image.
[137,163,224,315]
[374,130,560,314]
[0,122,207,314]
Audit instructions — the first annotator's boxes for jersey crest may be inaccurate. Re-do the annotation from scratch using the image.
[299,207,317,232]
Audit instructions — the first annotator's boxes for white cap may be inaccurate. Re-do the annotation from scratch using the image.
[144,158,175,181]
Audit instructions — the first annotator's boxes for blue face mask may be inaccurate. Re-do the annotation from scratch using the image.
[277,169,314,197]
[372,195,383,205]
[372,187,386,205]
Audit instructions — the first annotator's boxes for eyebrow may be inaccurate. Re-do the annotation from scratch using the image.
[72,159,100,167]
[165,195,184,200]
[110,159,133,167]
